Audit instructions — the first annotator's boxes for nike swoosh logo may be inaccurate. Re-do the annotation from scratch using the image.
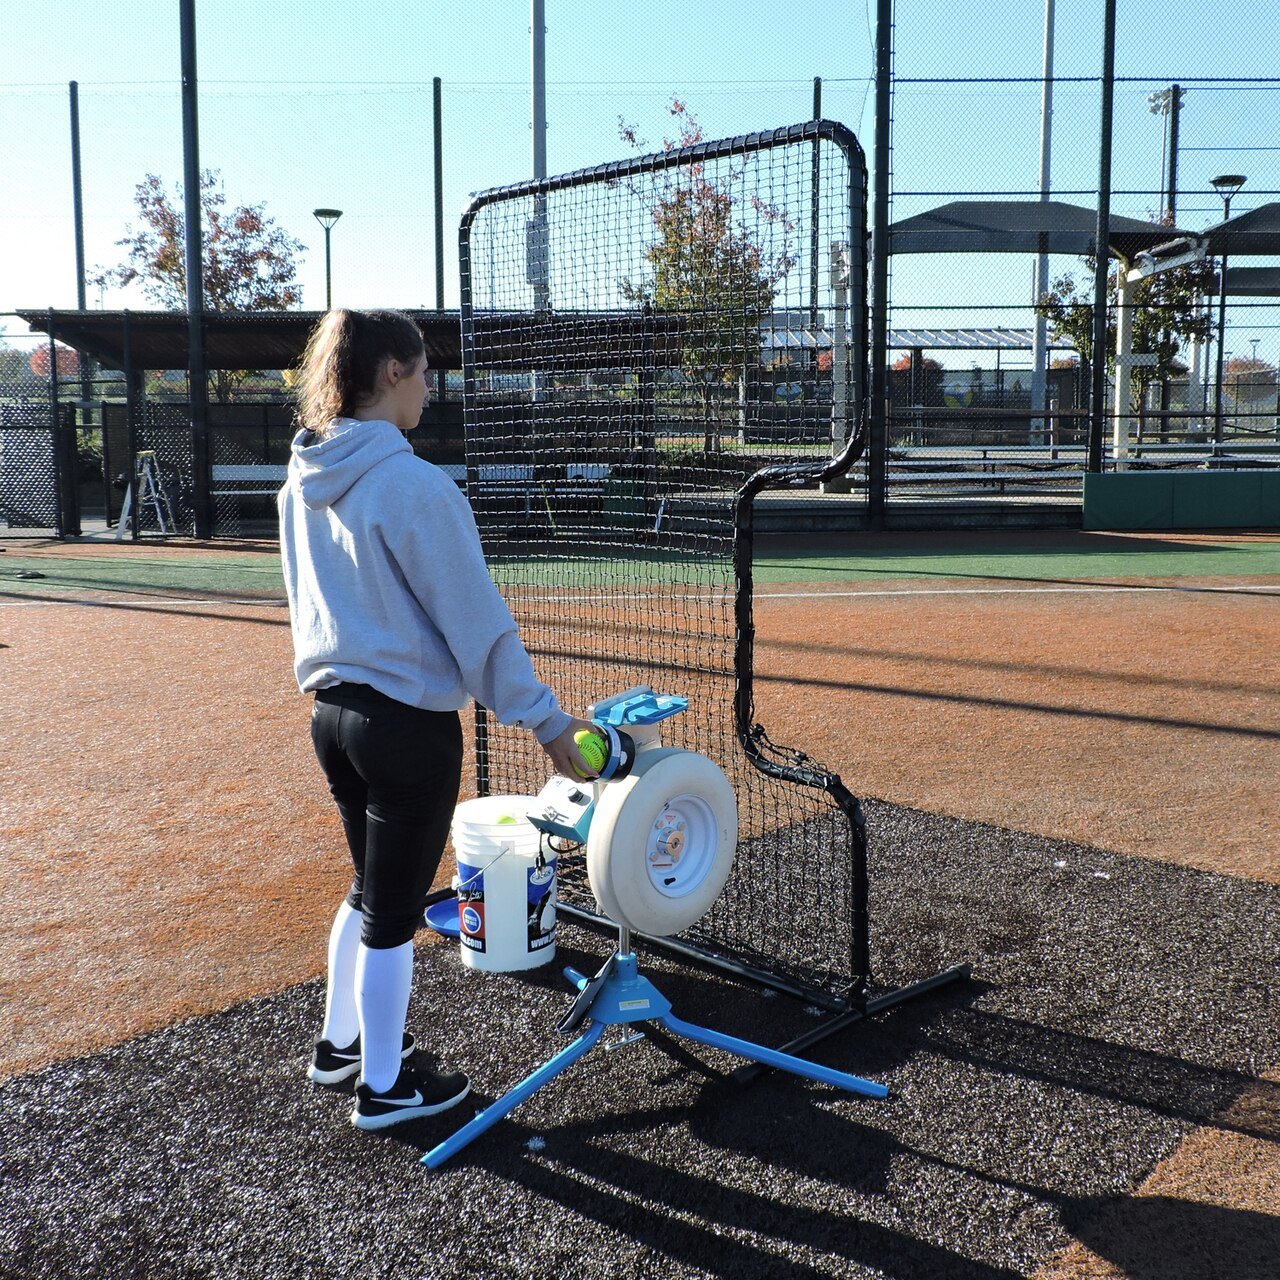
[379,1091,424,1108]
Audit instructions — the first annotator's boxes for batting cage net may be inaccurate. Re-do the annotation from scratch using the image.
[462,121,871,1008]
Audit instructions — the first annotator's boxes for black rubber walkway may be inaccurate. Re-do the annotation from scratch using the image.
[1,800,1276,1280]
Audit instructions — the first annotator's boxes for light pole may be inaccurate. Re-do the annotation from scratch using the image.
[313,208,343,310]
[1147,86,1184,220]
[1029,0,1054,445]
[1210,174,1244,442]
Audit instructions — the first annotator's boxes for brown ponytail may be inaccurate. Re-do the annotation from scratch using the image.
[294,309,425,435]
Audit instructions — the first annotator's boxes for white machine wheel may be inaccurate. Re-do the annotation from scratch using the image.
[587,748,738,936]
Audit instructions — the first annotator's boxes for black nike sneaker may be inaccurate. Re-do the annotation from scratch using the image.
[308,1031,415,1086]
[351,1063,471,1130]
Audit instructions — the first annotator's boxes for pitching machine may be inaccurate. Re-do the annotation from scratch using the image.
[422,686,888,1169]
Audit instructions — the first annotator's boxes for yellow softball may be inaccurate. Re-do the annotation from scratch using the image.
[573,728,608,777]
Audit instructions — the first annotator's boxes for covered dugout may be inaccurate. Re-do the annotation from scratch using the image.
[14,309,465,538]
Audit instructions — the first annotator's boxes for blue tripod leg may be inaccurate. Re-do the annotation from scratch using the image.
[421,1019,607,1169]
[658,1012,889,1099]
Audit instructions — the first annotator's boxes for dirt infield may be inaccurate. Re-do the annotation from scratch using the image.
[1,529,1277,1278]
[752,579,1279,881]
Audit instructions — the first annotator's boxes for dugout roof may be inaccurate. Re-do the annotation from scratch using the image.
[887,200,1192,260]
[1224,266,1280,297]
[1200,203,1280,257]
[18,309,465,372]
[19,308,695,375]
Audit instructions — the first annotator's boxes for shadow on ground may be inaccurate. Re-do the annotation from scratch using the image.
[1,800,1276,1280]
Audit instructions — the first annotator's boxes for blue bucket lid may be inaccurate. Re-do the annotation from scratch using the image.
[423,896,460,938]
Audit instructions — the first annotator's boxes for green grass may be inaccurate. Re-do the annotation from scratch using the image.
[2,535,1277,600]
[0,553,285,598]
[749,540,1280,584]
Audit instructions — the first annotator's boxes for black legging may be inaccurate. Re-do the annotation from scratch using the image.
[311,683,463,949]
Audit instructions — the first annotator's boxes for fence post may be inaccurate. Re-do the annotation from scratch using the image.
[180,0,211,538]
[48,310,81,538]
[1088,0,1117,474]
[868,0,894,526]
[123,309,140,541]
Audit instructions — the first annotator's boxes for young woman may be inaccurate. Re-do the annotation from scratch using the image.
[279,308,595,1131]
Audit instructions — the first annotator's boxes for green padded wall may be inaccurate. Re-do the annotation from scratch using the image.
[1084,472,1280,531]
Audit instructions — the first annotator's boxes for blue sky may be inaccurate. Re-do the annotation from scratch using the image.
[3,0,1276,364]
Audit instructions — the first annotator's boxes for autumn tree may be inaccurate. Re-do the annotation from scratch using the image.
[1034,225,1213,410]
[92,171,306,400]
[619,101,795,450]
[889,352,944,405]
[1224,354,1277,384]
[27,342,82,380]
[94,170,306,313]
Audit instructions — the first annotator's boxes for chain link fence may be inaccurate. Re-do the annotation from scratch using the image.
[886,11,1280,512]
[3,5,1276,536]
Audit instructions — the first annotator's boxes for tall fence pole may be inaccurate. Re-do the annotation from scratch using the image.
[529,0,549,409]
[868,0,893,527]
[810,77,821,338]
[69,81,94,409]
[180,0,211,537]
[434,76,445,311]
[69,84,86,313]
[1030,0,1054,443]
[434,76,446,399]
[1088,0,1117,474]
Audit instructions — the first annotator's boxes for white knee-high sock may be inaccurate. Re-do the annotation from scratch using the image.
[355,941,414,1092]
[321,900,362,1048]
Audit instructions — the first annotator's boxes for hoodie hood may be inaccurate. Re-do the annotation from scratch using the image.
[287,418,410,510]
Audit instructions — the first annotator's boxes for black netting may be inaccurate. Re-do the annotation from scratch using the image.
[132,402,194,536]
[210,403,297,538]
[463,123,870,1002]
[0,402,58,534]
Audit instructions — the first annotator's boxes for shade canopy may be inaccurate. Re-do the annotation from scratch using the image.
[888,200,1191,261]
[18,310,464,372]
[1200,203,1280,256]
[888,327,1068,351]
[1224,266,1280,297]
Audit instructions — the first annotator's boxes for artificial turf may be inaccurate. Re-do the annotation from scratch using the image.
[3,532,1278,599]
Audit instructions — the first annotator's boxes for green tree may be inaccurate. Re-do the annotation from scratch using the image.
[619,101,795,450]
[1224,355,1278,425]
[0,341,41,396]
[1034,234,1214,411]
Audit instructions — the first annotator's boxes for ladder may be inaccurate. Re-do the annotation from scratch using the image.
[115,451,176,539]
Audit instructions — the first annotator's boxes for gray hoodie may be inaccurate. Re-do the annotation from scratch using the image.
[278,418,570,745]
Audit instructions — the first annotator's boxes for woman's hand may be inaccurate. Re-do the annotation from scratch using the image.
[541,717,602,780]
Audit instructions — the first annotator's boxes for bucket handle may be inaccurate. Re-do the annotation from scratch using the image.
[455,839,551,893]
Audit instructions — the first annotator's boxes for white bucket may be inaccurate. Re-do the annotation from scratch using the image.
[451,795,556,972]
